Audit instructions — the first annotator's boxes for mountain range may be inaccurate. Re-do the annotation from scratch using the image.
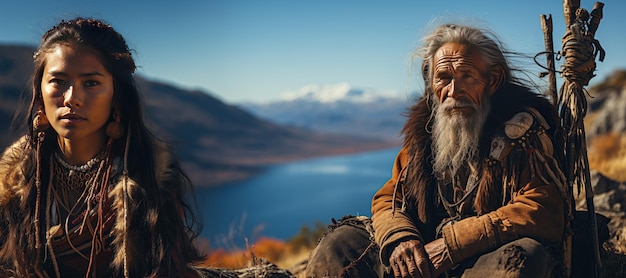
[239,83,417,143]
[0,44,397,187]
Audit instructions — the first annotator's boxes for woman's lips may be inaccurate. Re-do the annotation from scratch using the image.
[59,114,86,122]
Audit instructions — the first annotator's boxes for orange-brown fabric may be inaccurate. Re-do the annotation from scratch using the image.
[441,178,564,263]
[372,148,425,265]
[371,84,567,266]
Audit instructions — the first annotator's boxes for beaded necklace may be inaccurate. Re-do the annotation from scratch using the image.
[50,150,106,222]
[53,152,102,179]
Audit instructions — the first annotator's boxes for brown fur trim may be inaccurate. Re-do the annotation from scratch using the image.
[0,137,32,205]
[108,174,141,275]
[474,162,503,215]
[401,97,437,223]
[108,141,198,276]
[401,83,563,222]
[0,136,42,276]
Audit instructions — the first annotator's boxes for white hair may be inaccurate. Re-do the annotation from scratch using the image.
[431,92,491,178]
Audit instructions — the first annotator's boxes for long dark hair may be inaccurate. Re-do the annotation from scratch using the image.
[1,17,203,276]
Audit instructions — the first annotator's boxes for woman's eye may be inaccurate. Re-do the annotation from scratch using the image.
[84,80,100,87]
[50,78,66,86]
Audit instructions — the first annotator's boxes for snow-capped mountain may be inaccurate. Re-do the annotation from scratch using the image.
[280,83,401,103]
[239,83,417,143]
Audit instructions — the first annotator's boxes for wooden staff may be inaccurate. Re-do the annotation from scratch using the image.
[541,1,605,277]
[560,0,604,277]
[540,14,557,106]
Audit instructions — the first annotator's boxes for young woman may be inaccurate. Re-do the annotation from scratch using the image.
[0,17,209,277]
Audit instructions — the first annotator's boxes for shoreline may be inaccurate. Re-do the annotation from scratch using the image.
[187,141,401,188]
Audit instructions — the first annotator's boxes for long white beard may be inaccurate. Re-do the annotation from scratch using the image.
[431,95,491,179]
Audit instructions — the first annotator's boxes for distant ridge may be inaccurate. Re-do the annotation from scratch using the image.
[0,44,398,186]
[240,83,416,143]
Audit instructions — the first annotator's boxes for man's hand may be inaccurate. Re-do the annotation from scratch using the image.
[424,238,454,277]
[389,239,434,278]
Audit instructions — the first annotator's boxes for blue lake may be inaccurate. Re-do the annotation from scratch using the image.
[195,147,400,248]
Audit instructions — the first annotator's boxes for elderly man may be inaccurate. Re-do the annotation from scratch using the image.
[305,23,568,278]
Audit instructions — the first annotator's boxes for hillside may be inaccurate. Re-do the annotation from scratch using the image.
[0,44,397,187]
[587,69,626,182]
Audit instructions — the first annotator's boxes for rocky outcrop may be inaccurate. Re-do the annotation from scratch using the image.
[582,70,626,255]
[587,70,626,137]
[577,172,626,254]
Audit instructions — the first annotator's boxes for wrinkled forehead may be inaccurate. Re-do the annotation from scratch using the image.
[433,42,487,74]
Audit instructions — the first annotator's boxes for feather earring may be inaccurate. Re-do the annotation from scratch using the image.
[106,106,123,140]
[33,109,50,132]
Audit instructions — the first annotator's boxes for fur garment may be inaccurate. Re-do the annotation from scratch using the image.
[400,82,566,223]
[0,135,195,277]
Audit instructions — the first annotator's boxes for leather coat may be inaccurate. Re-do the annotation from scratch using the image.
[371,83,568,266]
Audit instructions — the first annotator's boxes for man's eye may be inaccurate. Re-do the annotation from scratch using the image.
[437,76,451,83]
[435,72,448,79]
[462,72,476,79]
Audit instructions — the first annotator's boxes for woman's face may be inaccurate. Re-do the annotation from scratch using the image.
[41,44,114,143]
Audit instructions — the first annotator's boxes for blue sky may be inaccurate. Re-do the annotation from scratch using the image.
[1,0,624,103]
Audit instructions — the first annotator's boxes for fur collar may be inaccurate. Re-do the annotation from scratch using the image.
[400,82,561,223]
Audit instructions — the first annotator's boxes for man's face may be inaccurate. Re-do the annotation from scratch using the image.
[430,42,494,177]
[431,42,493,116]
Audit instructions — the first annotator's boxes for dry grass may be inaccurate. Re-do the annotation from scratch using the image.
[273,248,310,269]
[199,237,290,269]
[199,236,314,277]
[199,222,325,275]
[588,132,626,182]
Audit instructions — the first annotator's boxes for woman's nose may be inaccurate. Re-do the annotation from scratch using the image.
[63,85,82,108]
